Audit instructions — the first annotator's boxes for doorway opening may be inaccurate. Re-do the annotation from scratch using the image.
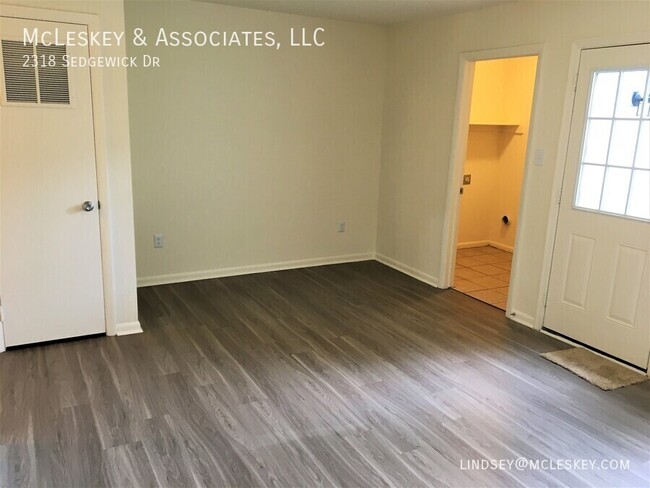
[451,56,538,310]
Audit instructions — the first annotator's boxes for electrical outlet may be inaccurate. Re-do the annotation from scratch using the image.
[153,234,164,248]
[337,221,346,233]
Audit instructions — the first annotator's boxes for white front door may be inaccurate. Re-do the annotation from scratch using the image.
[0,17,105,346]
[544,44,650,369]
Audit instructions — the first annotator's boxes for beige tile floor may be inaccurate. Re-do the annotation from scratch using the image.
[453,245,513,310]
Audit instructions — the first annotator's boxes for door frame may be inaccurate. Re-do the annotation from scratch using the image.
[438,43,544,319]
[0,4,118,350]
[539,33,650,371]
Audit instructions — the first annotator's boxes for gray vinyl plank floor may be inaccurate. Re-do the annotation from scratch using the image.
[1,261,648,487]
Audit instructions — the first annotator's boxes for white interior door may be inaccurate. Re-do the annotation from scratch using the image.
[0,17,105,346]
[544,44,650,369]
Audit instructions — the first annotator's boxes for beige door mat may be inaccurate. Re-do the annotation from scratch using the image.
[540,347,648,391]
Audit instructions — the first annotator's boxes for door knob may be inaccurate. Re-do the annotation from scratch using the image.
[81,201,95,212]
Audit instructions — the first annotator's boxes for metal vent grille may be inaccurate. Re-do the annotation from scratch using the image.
[1,40,38,103]
[1,41,70,105]
[36,44,70,104]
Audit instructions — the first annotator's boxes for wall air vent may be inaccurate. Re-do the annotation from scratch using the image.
[1,40,70,105]
[36,44,70,104]
[1,40,38,103]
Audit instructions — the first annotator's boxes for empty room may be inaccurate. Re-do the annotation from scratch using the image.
[0,0,649,487]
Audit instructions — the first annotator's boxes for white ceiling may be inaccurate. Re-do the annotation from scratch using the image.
[198,0,515,25]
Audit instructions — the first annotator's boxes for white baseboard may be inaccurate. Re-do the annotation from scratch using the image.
[114,321,143,336]
[457,240,490,249]
[458,240,514,253]
[137,253,375,287]
[490,241,514,252]
[0,320,141,348]
[507,309,536,329]
[375,253,439,288]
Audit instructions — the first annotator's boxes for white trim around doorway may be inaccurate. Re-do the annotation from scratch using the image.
[438,43,544,325]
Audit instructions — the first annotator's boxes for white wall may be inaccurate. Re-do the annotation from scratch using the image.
[377,1,650,322]
[125,0,386,285]
[0,0,139,334]
[458,126,508,246]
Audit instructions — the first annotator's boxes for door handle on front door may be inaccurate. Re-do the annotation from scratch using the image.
[81,201,95,212]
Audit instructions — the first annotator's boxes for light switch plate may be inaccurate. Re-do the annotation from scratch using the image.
[463,174,471,185]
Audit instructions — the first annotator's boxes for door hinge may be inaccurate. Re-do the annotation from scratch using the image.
[543,291,549,308]
[557,186,563,205]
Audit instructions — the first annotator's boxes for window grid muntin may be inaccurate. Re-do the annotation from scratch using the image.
[593,73,621,211]
[622,111,645,213]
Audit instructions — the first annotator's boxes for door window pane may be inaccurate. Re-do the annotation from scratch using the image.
[589,71,619,118]
[614,70,648,119]
[600,167,631,214]
[635,121,649,169]
[575,164,605,210]
[582,119,611,165]
[608,120,639,167]
[626,170,650,219]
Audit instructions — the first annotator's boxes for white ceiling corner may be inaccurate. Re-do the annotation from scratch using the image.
[195,0,516,25]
